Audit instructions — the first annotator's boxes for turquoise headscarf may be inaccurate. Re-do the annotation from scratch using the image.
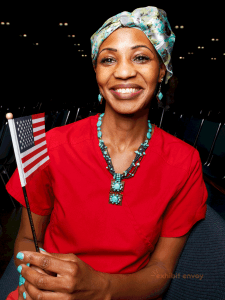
[90,6,175,84]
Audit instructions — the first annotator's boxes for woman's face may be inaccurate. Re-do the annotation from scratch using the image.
[94,27,166,116]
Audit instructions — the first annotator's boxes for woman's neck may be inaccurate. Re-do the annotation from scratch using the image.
[100,110,153,153]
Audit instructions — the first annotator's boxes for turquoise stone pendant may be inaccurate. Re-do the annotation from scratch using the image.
[109,192,123,205]
[109,174,125,205]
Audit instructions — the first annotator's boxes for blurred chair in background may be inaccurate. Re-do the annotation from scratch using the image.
[0,121,16,208]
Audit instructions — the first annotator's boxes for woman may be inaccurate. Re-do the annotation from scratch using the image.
[6,6,208,300]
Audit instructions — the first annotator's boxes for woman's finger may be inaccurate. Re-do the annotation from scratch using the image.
[19,263,67,293]
[30,264,56,277]
[18,284,33,300]
[17,251,77,276]
[19,264,52,288]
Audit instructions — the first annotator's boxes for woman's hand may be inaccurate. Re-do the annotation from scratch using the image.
[16,250,111,299]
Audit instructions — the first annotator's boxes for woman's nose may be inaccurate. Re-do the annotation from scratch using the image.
[114,59,137,79]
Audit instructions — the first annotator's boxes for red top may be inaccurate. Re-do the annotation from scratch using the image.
[6,114,208,299]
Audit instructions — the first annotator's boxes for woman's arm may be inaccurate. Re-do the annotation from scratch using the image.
[14,207,51,269]
[103,233,190,299]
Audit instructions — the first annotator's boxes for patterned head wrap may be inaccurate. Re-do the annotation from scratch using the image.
[90,6,175,84]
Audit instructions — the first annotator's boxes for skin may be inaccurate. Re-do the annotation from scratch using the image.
[17,250,111,299]
[93,27,166,157]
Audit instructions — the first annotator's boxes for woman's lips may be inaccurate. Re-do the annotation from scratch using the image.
[110,89,143,100]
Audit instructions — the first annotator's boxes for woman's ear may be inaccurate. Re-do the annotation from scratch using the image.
[160,63,167,79]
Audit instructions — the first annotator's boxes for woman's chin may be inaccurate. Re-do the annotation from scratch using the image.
[106,101,148,116]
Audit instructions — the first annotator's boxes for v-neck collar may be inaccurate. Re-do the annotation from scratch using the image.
[91,113,158,179]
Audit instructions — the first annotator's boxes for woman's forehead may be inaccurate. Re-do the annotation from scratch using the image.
[98,27,155,53]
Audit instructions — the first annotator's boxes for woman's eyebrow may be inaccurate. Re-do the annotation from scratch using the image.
[131,45,154,55]
[99,47,117,54]
[99,45,154,55]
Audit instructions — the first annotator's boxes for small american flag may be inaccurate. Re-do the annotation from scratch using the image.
[8,112,50,187]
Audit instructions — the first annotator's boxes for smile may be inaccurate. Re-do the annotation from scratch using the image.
[110,88,143,100]
[114,88,140,94]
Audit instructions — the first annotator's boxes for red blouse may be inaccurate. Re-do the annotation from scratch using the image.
[6,114,208,299]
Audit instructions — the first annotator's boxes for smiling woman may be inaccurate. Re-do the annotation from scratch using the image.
[6,6,208,300]
[94,27,166,121]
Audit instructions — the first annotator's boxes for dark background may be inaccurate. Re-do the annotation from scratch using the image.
[0,3,224,112]
[1,2,225,286]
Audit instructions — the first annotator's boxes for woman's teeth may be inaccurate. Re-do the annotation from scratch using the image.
[115,88,140,94]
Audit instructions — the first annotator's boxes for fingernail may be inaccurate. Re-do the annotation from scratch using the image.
[19,279,23,286]
[19,275,25,286]
[17,265,22,273]
[23,291,27,299]
[16,252,24,260]
[39,248,46,252]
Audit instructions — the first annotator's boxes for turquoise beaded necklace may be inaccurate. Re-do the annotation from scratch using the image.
[97,113,153,205]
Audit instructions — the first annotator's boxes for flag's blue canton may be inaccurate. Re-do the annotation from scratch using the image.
[14,115,35,154]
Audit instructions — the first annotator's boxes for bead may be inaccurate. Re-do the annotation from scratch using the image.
[147,132,151,139]
[97,127,101,131]
[157,92,163,101]
[113,182,121,191]
[97,120,102,127]
[97,131,102,138]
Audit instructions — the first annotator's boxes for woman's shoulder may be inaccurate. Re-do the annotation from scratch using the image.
[152,126,199,170]
[45,114,98,150]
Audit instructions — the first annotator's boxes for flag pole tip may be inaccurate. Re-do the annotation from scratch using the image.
[6,113,13,119]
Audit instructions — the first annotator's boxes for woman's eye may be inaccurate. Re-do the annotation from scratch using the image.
[100,57,115,64]
[134,55,150,62]
[100,55,150,64]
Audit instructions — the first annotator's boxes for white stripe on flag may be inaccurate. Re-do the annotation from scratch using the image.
[22,148,48,168]
[25,156,50,179]
[34,132,46,141]
[33,125,45,132]
[32,117,45,124]
[20,140,47,159]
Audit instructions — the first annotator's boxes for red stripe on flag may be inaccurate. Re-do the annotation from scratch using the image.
[32,121,45,129]
[32,113,45,120]
[21,144,48,164]
[23,151,49,174]
[33,129,46,137]
[26,157,50,185]
[34,136,47,146]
